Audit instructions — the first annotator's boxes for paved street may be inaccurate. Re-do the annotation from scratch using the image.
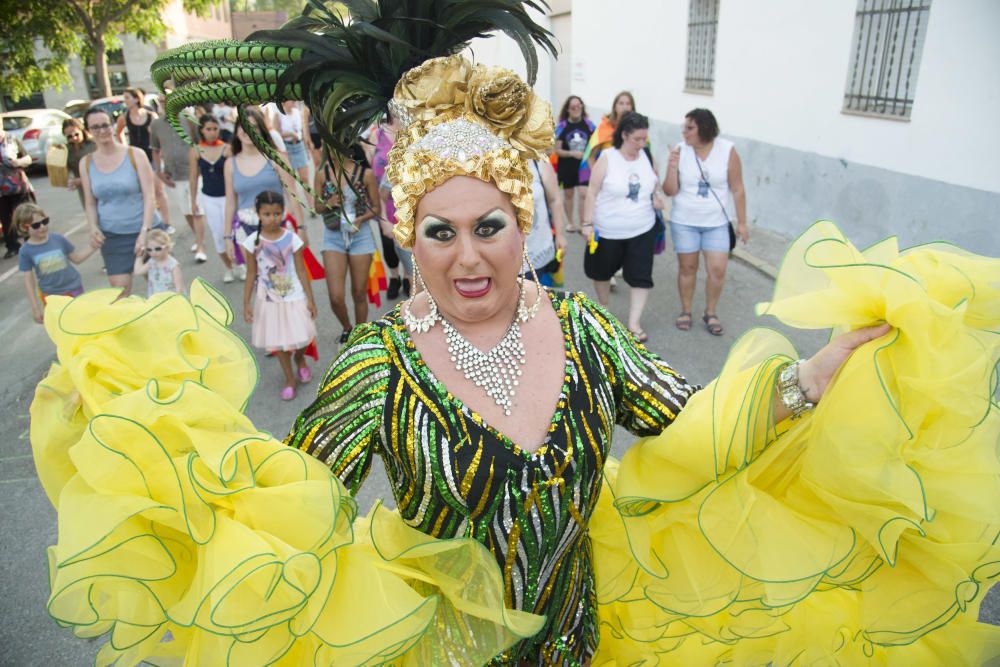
[1,173,996,665]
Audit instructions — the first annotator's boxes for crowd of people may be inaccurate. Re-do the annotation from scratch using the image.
[2,88,751,401]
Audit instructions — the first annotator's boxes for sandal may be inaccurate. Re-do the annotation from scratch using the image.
[703,313,724,336]
[628,328,648,343]
[675,312,692,331]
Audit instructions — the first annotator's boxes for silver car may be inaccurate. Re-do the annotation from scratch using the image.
[0,109,72,167]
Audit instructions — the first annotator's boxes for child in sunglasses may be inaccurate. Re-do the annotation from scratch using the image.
[15,202,98,323]
[133,229,184,296]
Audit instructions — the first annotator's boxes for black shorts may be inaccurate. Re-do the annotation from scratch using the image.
[583,223,656,288]
[557,159,588,189]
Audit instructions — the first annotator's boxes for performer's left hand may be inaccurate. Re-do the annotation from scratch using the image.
[799,323,892,404]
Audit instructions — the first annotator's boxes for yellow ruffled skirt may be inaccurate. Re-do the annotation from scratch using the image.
[31,280,542,666]
[31,222,1000,665]
[592,223,1000,664]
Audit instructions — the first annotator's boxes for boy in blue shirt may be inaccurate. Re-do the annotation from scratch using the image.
[16,202,98,323]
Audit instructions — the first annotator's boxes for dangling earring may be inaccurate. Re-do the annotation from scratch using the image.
[402,260,440,333]
[518,245,543,322]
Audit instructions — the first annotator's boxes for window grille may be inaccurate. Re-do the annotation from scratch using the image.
[843,0,932,119]
[685,0,719,93]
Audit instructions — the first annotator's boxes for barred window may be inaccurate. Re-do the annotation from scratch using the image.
[685,0,719,93]
[843,0,932,119]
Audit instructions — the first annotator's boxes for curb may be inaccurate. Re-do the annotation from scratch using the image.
[731,247,778,280]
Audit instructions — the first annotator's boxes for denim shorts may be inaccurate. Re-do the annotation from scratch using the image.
[669,221,731,254]
[286,140,309,170]
[322,223,376,256]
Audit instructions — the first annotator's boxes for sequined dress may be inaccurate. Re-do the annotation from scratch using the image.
[287,290,697,664]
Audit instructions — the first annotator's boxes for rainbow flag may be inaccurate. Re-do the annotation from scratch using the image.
[367,249,388,307]
[580,116,616,169]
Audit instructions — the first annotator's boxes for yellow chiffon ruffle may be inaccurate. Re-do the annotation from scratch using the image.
[592,222,1000,664]
[31,282,542,666]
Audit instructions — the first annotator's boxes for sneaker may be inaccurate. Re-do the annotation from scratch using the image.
[236,264,247,281]
[194,251,208,263]
[386,277,401,300]
[3,249,18,259]
[190,243,198,253]
[297,365,313,384]
[338,328,352,344]
[280,386,296,401]
[402,278,411,298]
[222,269,235,283]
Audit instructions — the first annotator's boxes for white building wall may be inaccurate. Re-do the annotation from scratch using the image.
[569,0,999,193]
[562,0,999,252]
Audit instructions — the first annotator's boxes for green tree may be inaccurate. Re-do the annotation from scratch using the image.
[64,0,215,97]
[0,0,80,102]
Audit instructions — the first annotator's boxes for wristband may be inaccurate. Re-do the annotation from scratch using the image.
[777,360,815,420]
[224,235,234,240]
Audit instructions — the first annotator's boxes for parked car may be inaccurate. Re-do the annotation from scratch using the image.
[0,109,72,166]
[64,96,126,122]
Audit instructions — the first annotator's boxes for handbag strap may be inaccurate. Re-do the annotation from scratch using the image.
[693,151,732,224]
[531,160,554,230]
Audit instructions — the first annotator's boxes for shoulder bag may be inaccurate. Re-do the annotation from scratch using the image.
[693,151,737,253]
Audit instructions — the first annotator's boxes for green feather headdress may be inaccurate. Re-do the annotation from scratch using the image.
[151,0,557,187]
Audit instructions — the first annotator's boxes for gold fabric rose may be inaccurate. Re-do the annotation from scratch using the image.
[466,65,530,138]
[393,55,471,124]
[509,93,555,158]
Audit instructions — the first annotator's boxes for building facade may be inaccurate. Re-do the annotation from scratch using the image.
[23,0,232,111]
[478,0,999,255]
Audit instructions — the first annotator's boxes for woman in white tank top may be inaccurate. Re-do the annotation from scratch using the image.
[581,112,664,342]
[662,108,748,336]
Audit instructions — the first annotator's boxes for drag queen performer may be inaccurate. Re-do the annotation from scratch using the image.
[30,2,1000,665]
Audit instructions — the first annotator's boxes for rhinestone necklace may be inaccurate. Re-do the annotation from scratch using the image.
[443,312,525,417]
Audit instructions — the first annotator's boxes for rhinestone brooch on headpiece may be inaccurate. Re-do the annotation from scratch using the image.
[387,99,414,130]
[409,118,509,162]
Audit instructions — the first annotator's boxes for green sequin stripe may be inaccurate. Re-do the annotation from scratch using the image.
[286,324,389,494]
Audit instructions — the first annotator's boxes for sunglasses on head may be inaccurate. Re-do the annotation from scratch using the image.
[29,217,50,230]
[146,246,165,252]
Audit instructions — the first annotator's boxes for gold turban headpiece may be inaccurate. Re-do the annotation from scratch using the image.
[385,55,555,248]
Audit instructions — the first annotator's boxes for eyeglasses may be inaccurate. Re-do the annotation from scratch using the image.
[146,246,165,252]
[64,132,81,139]
[89,123,113,132]
[29,218,50,230]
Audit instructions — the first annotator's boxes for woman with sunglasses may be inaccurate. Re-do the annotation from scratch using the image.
[61,118,96,209]
[79,107,156,297]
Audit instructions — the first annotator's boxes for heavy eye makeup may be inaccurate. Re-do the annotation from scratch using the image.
[419,209,510,243]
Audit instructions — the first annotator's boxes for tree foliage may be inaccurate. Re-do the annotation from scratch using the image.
[67,0,217,97]
[0,0,81,102]
[1,0,215,102]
